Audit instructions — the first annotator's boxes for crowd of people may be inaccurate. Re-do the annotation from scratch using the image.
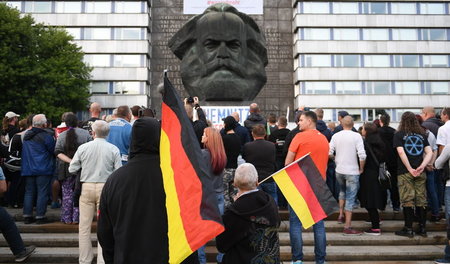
[0,101,449,264]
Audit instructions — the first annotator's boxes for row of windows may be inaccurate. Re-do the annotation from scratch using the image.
[297,81,450,95]
[65,27,147,40]
[298,28,449,41]
[296,2,449,15]
[90,81,147,95]
[315,108,429,122]
[6,1,147,14]
[84,54,147,67]
[297,54,449,68]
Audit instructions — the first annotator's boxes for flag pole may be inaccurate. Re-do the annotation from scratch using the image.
[258,152,311,185]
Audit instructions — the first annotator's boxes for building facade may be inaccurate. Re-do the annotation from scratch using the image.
[4,0,450,123]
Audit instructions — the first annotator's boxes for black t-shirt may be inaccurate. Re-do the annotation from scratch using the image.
[393,131,429,175]
[268,128,290,160]
[222,133,241,169]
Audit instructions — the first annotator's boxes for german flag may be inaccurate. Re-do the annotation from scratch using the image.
[160,75,224,264]
[273,154,338,229]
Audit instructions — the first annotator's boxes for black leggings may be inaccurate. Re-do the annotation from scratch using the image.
[366,208,380,229]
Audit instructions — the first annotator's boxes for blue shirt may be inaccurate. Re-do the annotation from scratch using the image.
[107,118,132,164]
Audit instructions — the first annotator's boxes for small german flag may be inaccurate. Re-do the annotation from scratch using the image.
[273,154,338,229]
[160,75,224,263]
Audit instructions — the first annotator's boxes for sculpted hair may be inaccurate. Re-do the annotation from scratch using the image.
[64,113,79,158]
[268,113,277,123]
[278,116,287,127]
[379,113,390,126]
[32,114,47,127]
[203,127,226,175]
[398,111,424,135]
[131,105,141,117]
[252,124,266,137]
[234,163,258,190]
[301,111,317,124]
[92,120,110,138]
[442,107,450,117]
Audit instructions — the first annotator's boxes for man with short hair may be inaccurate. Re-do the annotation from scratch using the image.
[242,124,277,203]
[332,111,357,135]
[130,105,141,125]
[82,102,102,135]
[378,113,400,212]
[421,106,442,137]
[285,111,329,264]
[107,105,132,165]
[244,103,267,140]
[329,116,366,235]
[69,120,122,264]
[216,163,280,263]
[437,108,450,154]
[21,114,56,224]
[222,112,250,151]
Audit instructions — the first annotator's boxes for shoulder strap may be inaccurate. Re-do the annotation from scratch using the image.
[366,143,380,166]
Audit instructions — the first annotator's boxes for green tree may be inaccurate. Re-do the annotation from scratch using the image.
[0,3,91,123]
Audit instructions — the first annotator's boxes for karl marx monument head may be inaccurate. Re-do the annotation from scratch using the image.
[168,3,268,101]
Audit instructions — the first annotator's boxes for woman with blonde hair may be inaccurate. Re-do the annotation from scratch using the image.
[199,127,226,264]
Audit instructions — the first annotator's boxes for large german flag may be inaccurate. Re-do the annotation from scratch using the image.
[273,154,338,229]
[160,75,224,264]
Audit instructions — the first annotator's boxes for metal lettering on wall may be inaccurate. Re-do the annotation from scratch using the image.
[151,0,294,119]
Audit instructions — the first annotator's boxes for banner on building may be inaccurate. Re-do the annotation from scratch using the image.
[202,106,250,129]
[183,0,263,15]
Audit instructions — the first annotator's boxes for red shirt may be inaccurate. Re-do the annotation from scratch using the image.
[288,129,329,179]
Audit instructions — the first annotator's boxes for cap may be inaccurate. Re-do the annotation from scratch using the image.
[5,112,20,119]
[338,111,349,118]
[222,116,237,132]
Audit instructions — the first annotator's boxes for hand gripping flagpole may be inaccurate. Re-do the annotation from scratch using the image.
[258,152,311,185]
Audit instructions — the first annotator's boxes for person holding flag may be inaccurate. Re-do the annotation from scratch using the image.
[284,111,330,264]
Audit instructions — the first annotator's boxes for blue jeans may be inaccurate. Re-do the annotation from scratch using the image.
[199,193,224,264]
[0,207,25,255]
[289,206,326,264]
[444,187,450,260]
[258,181,278,205]
[23,175,51,218]
[427,170,440,216]
[336,173,360,211]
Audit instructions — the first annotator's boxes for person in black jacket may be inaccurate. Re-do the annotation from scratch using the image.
[216,163,280,264]
[243,124,277,203]
[97,117,198,264]
[244,103,266,141]
[185,97,207,147]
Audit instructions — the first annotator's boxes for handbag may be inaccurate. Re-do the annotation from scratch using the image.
[366,143,392,189]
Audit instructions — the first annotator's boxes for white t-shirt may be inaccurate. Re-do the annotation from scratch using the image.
[329,130,367,175]
[437,120,450,147]
[435,144,450,186]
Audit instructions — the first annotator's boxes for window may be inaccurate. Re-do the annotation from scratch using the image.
[332,2,359,14]
[338,109,362,121]
[422,29,447,40]
[335,82,361,94]
[334,28,359,40]
[392,29,418,40]
[363,29,389,40]
[304,82,332,94]
[55,2,82,13]
[367,109,392,121]
[396,109,421,121]
[335,55,360,67]
[391,3,417,14]
[115,28,142,40]
[84,55,110,67]
[90,82,109,94]
[305,55,332,67]
[366,82,391,94]
[24,2,52,13]
[86,1,111,13]
[396,82,421,94]
[420,3,446,14]
[6,1,21,11]
[84,28,111,40]
[363,2,387,14]
[115,82,144,94]
[423,55,448,67]
[113,55,143,67]
[304,28,330,40]
[425,82,449,94]
[364,55,390,67]
[65,28,81,40]
[303,2,330,14]
[115,1,143,13]
[394,55,419,67]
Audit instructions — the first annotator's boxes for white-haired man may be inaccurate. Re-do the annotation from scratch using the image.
[216,163,280,264]
[69,120,122,264]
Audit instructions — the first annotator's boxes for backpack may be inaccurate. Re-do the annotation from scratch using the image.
[3,133,23,172]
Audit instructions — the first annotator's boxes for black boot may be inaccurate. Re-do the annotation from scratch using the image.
[416,207,427,237]
[395,207,414,238]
